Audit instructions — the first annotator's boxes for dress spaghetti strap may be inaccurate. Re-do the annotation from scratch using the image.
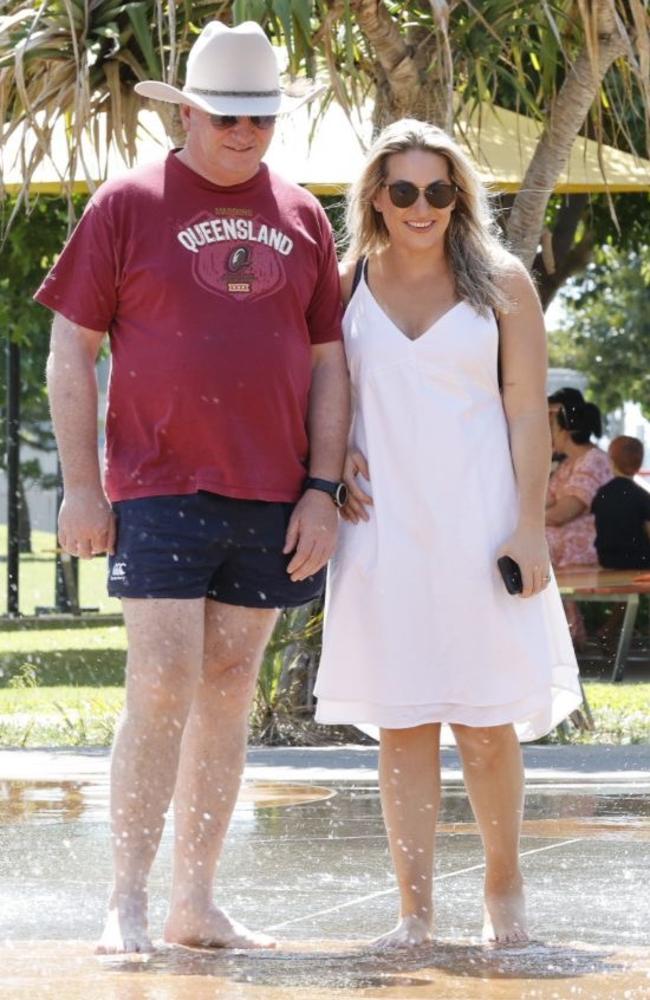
[351,257,366,298]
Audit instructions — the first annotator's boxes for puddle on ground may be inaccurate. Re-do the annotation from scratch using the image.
[0,780,335,825]
[2,778,650,829]
[0,780,649,997]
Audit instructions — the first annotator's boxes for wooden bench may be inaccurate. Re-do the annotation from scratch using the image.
[555,566,650,682]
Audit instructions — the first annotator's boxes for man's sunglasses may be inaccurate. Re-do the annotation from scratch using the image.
[208,114,276,130]
[383,180,458,209]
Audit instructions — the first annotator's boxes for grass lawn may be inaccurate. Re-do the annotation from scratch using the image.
[0,625,127,686]
[580,680,650,744]
[0,525,121,617]
[0,627,648,747]
[0,623,127,745]
[0,686,124,746]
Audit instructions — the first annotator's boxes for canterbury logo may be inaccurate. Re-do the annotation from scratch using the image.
[227,246,251,272]
[110,561,127,580]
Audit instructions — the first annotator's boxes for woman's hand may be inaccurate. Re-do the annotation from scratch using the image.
[340,448,373,524]
[497,524,551,598]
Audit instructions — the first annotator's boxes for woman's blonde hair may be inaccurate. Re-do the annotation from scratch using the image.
[345,118,513,315]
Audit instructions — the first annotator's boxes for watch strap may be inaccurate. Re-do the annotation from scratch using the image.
[304,477,338,494]
[304,477,347,508]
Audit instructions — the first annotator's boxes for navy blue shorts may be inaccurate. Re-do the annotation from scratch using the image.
[107,492,325,608]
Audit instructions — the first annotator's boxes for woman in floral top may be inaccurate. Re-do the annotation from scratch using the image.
[546,388,612,646]
[546,388,612,566]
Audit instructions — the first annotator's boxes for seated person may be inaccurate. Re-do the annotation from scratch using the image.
[546,387,612,567]
[592,436,650,569]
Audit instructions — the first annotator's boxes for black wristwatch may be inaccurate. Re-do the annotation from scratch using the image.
[304,477,348,508]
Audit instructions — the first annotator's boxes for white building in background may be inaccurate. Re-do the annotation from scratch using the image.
[547,367,589,397]
[615,401,650,447]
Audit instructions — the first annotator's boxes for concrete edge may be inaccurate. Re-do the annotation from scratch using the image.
[0,744,648,787]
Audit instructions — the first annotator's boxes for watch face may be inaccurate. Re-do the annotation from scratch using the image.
[335,482,348,507]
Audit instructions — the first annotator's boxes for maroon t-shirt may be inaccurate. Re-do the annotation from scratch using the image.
[35,154,342,503]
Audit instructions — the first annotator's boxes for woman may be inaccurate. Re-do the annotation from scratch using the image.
[314,120,582,949]
[546,387,612,567]
[545,387,612,647]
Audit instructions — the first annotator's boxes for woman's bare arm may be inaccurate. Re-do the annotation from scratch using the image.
[497,258,551,595]
[546,495,587,526]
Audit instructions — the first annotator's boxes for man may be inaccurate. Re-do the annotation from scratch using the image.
[36,21,349,954]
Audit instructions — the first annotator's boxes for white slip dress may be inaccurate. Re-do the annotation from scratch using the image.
[314,271,582,742]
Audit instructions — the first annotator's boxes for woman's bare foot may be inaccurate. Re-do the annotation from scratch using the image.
[96,891,154,954]
[482,877,529,945]
[164,903,276,950]
[369,914,433,951]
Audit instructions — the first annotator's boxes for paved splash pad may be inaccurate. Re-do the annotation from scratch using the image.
[1,745,649,998]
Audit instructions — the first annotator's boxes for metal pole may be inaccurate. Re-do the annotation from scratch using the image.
[54,457,80,613]
[6,335,20,615]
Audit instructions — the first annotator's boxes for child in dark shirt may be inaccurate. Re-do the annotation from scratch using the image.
[591,436,650,569]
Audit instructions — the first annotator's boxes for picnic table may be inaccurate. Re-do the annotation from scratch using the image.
[555,566,650,682]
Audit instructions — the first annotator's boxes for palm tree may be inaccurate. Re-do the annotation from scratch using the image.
[252,0,650,271]
[1,0,210,216]
[2,1,648,272]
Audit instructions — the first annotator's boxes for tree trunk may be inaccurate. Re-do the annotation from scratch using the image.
[372,79,451,132]
[156,103,185,147]
[352,0,453,133]
[506,2,627,268]
[534,195,596,310]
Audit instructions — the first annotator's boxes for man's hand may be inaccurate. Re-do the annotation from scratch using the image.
[283,490,339,581]
[58,487,116,558]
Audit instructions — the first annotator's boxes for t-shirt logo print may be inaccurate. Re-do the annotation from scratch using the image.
[228,247,250,272]
[178,212,290,302]
[226,246,252,294]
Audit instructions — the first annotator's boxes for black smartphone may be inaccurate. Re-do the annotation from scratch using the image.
[497,555,523,595]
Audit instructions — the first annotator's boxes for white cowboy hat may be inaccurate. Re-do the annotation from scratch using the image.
[135,20,318,116]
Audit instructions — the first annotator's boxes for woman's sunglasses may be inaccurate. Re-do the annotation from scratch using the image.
[208,114,276,131]
[383,180,458,209]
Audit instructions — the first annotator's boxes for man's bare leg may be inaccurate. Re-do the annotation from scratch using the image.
[164,600,279,949]
[371,724,441,950]
[452,723,528,945]
[97,598,205,954]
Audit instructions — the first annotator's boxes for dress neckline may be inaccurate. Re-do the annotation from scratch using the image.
[361,269,465,344]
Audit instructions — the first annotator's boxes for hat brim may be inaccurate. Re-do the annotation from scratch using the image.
[134,81,321,116]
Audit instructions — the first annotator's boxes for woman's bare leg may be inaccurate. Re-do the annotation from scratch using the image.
[373,723,441,949]
[452,723,528,945]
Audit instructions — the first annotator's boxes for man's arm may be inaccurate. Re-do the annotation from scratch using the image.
[47,312,115,558]
[284,340,350,581]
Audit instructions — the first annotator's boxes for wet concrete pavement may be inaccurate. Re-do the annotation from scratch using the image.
[1,744,649,998]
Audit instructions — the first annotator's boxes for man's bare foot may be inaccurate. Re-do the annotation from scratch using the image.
[369,914,433,951]
[164,903,276,950]
[482,878,529,946]
[96,891,154,955]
